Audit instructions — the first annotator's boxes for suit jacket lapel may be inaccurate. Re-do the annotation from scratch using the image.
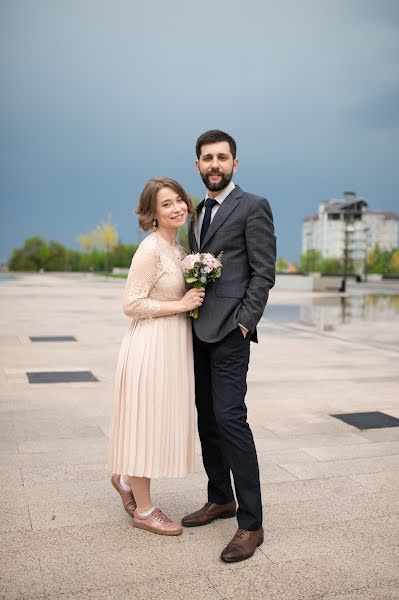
[201,186,243,248]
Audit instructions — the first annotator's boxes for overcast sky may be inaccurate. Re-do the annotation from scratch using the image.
[1,0,398,262]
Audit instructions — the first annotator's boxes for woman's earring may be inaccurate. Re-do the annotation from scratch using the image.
[152,218,157,230]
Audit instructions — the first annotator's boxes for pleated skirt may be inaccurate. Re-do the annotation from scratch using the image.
[107,314,195,478]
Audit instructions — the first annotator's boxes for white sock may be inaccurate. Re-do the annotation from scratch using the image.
[120,474,132,491]
[138,506,155,517]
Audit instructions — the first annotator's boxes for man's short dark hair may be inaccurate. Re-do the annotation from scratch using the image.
[196,130,237,159]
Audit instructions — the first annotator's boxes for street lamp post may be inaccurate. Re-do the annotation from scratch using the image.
[339,224,354,293]
[363,225,370,283]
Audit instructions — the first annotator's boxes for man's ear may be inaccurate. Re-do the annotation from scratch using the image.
[233,158,238,173]
[195,159,200,173]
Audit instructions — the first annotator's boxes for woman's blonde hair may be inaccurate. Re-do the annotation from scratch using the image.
[136,177,195,232]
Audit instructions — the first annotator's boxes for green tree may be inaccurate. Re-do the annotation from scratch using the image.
[44,241,67,271]
[65,249,81,272]
[321,257,343,275]
[109,243,138,269]
[276,258,289,273]
[8,236,49,271]
[93,214,119,272]
[299,249,323,273]
[390,249,399,275]
[76,232,95,253]
[366,245,393,275]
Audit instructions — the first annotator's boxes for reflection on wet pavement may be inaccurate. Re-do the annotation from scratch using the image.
[265,294,399,333]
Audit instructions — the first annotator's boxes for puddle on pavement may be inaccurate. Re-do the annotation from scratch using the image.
[264,294,399,331]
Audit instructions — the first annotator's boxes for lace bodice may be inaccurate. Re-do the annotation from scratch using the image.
[122,233,187,319]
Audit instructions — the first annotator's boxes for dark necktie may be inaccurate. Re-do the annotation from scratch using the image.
[200,198,217,247]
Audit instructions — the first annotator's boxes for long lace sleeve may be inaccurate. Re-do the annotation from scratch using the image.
[122,241,163,319]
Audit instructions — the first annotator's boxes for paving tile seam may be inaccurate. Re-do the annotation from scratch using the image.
[300,448,399,463]
[275,323,399,356]
[203,573,224,599]
[253,376,399,384]
[267,431,364,442]
[42,573,223,600]
[29,515,132,534]
[43,565,220,598]
[37,557,48,599]
[280,456,399,479]
[264,473,369,488]
[26,504,34,531]
[346,474,396,491]
[260,490,399,516]
[22,491,385,515]
[289,570,399,600]
[316,579,399,600]
[260,495,367,508]
[260,542,372,567]
[265,513,399,544]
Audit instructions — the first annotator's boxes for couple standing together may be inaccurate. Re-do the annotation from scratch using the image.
[108,130,276,563]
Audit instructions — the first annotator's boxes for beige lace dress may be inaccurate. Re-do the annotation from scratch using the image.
[108,233,195,478]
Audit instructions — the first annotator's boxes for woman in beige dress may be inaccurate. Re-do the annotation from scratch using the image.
[108,177,204,536]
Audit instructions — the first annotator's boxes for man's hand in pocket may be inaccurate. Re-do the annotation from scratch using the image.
[238,323,249,338]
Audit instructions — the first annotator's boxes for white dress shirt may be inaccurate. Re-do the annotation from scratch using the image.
[195,180,236,247]
[195,180,248,336]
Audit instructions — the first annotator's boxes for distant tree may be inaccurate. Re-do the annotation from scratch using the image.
[43,241,67,271]
[366,245,393,275]
[390,249,399,275]
[109,243,138,269]
[276,258,289,273]
[65,249,81,272]
[8,236,49,271]
[190,196,201,209]
[321,257,343,275]
[76,232,95,253]
[299,249,323,273]
[286,263,298,273]
[93,214,119,272]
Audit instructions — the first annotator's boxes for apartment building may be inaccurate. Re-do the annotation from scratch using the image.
[302,192,399,269]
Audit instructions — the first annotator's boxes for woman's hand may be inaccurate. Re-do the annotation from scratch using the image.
[180,287,205,312]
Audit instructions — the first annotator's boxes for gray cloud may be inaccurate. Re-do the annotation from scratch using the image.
[1,0,398,261]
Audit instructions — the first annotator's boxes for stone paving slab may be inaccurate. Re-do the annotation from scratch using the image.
[287,546,399,597]
[254,433,369,451]
[105,576,222,600]
[1,273,398,600]
[302,440,399,461]
[321,585,399,599]
[280,454,399,479]
[331,489,399,519]
[260,477,369,505]
[359,427,399,442]
[349,470,399,492]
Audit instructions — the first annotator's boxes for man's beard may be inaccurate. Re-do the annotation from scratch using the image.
[200,169,233,192]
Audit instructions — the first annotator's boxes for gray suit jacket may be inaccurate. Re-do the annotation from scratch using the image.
[188,185,276,343]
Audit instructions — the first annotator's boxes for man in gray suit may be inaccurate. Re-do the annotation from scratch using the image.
[181,130,276,562]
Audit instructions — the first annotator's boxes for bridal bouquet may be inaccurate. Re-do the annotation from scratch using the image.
[180,251,223,318]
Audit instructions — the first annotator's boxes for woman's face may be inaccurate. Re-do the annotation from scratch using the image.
[154,187,188,230]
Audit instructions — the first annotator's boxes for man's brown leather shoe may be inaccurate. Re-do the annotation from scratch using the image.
[181,501,236,527]
[220,527,264,563]
[111,473,137,518]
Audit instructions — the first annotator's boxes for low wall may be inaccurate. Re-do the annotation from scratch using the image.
[275,274,342,292]
[275,274,313,291]
[112,267,129,275]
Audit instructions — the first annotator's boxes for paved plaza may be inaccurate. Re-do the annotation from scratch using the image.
[1,273,399,600]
